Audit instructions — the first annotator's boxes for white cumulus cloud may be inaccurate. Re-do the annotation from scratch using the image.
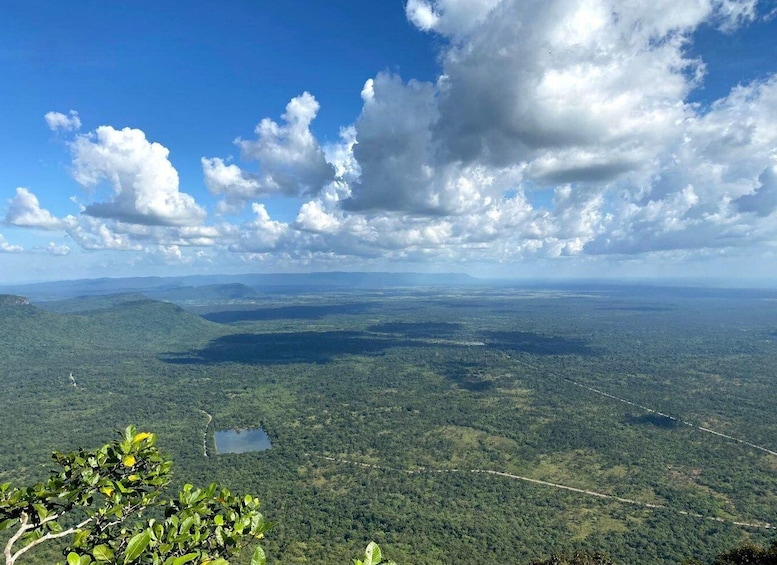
[203,93,335,208]
[0,234,23,253]
[46,242,71,256]
[735,164,777,217]
[232,203,290,253]
[295,200,342,234]
[4,188,67,230]
[64,216,144,251]
[72,125,206,226]
[406,0,502,37]
[7,1,777,275]
[236,92,335,196]
[143,244,193,265]
[201,157,263,202]
[44,110,82,132]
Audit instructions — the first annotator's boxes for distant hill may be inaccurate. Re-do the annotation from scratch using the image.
[0,272,481,301]
[146,283,262,303]
[81,298,219,348]
[0,294,218,357]
[35,292,153,313]
[235,271,478,288]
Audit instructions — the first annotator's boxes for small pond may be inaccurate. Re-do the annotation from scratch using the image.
[214,427,272,454]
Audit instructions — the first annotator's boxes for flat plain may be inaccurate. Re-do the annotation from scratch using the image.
[1,280,776,563]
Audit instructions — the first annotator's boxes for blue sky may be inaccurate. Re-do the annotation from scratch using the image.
[2,0,777,284]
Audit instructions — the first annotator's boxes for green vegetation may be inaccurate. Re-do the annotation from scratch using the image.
[353,542,396,565]
[529,551,615,564]
[1,281,776,563]
[0,426,267,565]
[1,428,774,565]
[708,541,777,564]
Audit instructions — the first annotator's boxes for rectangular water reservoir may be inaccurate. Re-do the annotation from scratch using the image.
[214,427,272,454]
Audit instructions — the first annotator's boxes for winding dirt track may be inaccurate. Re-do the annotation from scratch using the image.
[312,455,775,531]
[198,409,213,457]
[306,355,777,533]
[191,352,776,531]
[510,357,777,457]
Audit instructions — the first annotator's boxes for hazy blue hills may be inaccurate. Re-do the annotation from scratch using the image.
[0,272,480,302]
[35,285,262,312]
[146,283,262,303]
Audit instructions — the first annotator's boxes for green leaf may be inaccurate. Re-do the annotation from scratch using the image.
[72,529,89,548]
[47,520,64,533]
[0,518,18,531]
[171,553,199,565]
[364,542,381,565]
[180,516,195,534]
[124,530,151,563]
[32,502,49,520]
[67,552,82,565]
[250,545,266,565]
[20,529,43,545]
[92,544,115,562]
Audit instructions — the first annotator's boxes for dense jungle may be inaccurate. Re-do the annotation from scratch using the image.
[1,276,776,564]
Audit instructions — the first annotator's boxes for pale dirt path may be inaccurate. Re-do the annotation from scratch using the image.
[510,358,777,457]
[312,455,775,531]
[300,355,777,533]
[198,409,213,457]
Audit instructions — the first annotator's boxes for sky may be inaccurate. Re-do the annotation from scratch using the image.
[2,0,777,284]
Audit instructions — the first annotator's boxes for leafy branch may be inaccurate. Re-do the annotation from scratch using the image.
[0,426,268,565]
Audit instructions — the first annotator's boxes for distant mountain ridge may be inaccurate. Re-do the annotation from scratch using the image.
[0,272,480,301]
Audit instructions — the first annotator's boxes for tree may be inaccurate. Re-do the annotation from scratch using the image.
[0,426,268,565]
[711,541,777,565]
[529,551,616,565]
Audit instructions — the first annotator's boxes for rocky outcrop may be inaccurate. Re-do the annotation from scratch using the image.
[0,294,30,306]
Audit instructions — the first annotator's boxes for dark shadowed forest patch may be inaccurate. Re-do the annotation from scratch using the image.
[625,413,680,430]
[367,321,464,338]
[440,360,498,392]
[164,330,438,365]
[483,331,597,356]
[202,303,373,323]
[596,305,674,312]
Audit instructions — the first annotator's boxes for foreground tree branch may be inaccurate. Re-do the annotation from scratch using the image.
[7,513,93,565]
[0,426,268,565]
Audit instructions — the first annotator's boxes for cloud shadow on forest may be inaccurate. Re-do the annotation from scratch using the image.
[625,413,680,430]
[596,305,674,312]
[441,360,497,392]
[202,303,373,323]
[483,331,597,356]
[164,330,439,365]
[367,321,464,338]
